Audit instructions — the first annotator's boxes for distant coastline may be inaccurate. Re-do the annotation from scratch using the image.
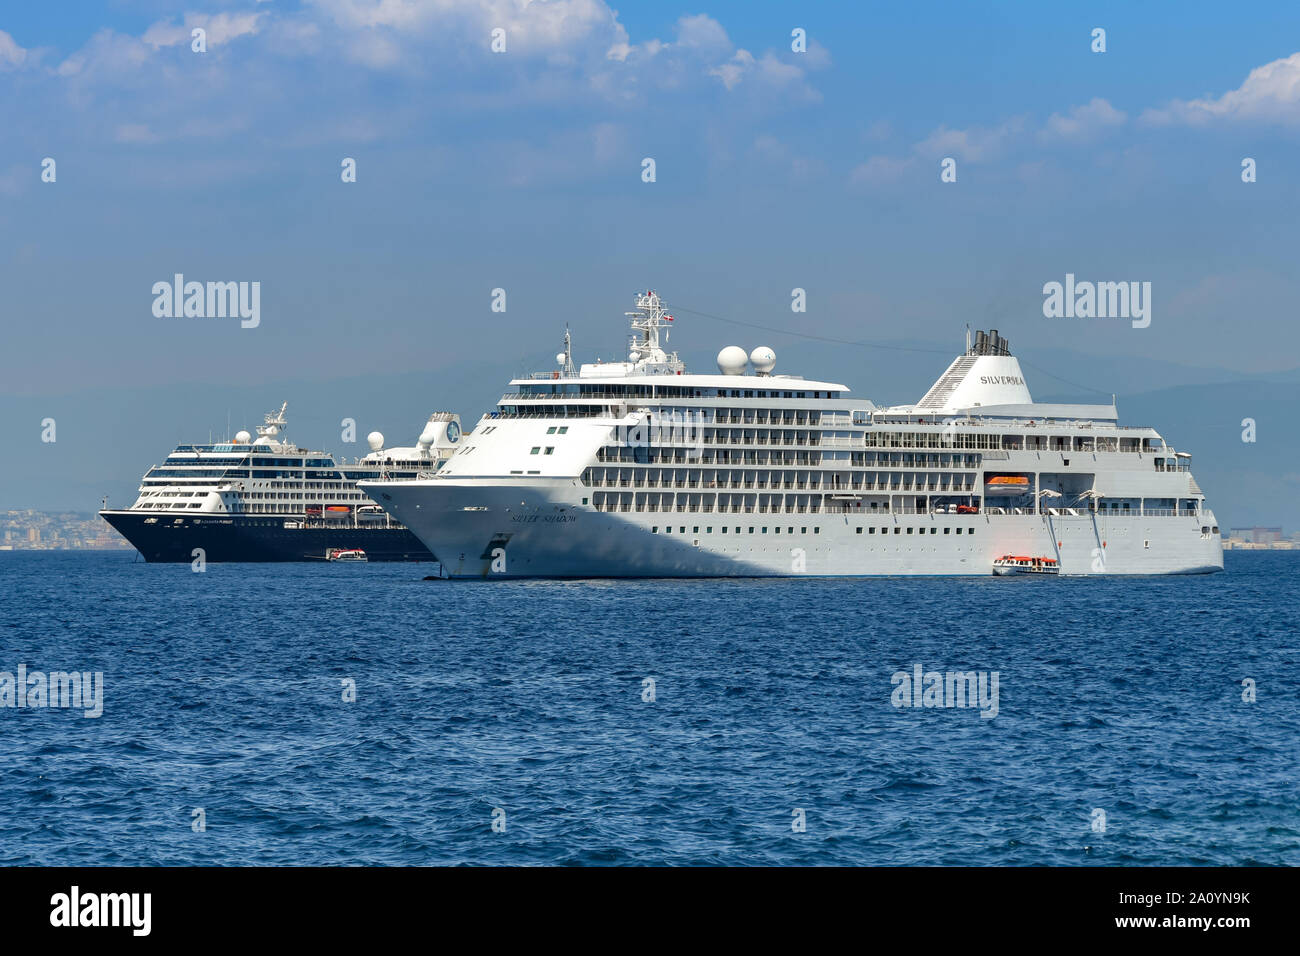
[1,510,133,552]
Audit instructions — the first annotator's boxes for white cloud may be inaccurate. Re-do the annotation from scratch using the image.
[56,29,152,78]
[28,0,826,161]
[142,12,265,49]
[915,116,1027,163]
[1143,51,1300,125]
[307,0,621,59]
[0,29,27,70]
[675,13,732,54]
[1041,97,1126,141]
[709,48,754,90]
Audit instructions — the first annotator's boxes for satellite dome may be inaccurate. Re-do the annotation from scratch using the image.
[628,350,641,362]
[418,420,440,447]
[367,431,384,452]
[716,346,748,375]
[750,346,776,374]
[555,352,566,366]
[234,430,251,444]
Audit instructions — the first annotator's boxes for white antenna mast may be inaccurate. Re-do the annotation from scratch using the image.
[624,290,684,373]
[562,325,575,376]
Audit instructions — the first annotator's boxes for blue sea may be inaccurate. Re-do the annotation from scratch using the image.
[0,550,1296,866]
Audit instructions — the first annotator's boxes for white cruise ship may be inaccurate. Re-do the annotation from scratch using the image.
[360,291,1223,578]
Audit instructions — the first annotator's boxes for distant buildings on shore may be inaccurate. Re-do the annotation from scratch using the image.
[1223,526,1297,550]
[1,510,134,551]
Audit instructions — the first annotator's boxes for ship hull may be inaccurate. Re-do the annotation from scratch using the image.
[100,511,435,563]
[365,479,1223,579]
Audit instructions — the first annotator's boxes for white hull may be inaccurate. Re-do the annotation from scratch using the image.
[372,479,1223,579]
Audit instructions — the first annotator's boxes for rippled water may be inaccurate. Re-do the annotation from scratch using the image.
[0,551,1296,865]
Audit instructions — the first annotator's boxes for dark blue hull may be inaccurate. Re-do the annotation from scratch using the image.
[99,511,435,563]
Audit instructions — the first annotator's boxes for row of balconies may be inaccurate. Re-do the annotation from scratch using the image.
[593,503,827,515]
[712,414,817,426]
[584,476,976,491]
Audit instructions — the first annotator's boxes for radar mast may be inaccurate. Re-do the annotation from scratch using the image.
[625,290,684,373]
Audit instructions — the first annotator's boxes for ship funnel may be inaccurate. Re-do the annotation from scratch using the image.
[970,329,1011,357]
[918,330,1031,411]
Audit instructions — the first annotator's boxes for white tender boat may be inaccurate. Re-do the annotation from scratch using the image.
[992,555,1059,575]
[327,548,368,562]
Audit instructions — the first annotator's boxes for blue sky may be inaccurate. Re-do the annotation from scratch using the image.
[3,1,1300,405]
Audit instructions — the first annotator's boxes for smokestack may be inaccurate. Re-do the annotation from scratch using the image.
[975,330,988,354]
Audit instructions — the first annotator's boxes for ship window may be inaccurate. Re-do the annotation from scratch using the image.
[894,527,901,534]
[907,527,913,534]
[944,527,950,534]
[969,529,975,536]
[762,527,767,533]
[707,527,712,533]
[545,447,555,455]
[774,527,780,534]
[693,526,699,533]
[856,527,862,534]
[680,527,686,533]
[801,527,807,534]
[530,447,540,455]
[547,427,556,434]
[652,526,658,533]
[558,427,568,434]
[930,527,937,534]
[749,527,754,533]
[815,528,820,534]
